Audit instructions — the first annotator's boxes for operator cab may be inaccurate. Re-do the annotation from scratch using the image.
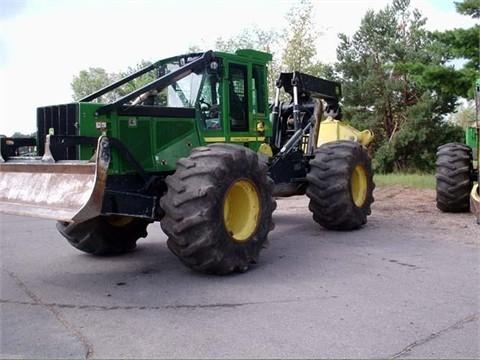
[120,49,272,152]
[197,50,272,151]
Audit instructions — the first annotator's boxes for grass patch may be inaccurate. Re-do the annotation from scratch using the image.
[374,173,435,189]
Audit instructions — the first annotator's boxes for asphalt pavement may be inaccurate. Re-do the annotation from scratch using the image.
[1,195,479,359]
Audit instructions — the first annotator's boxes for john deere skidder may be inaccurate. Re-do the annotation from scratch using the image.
[0,49,374,274]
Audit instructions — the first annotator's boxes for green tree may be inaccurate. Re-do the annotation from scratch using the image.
[448,101,476,128]
[336,0,464,172]
[455,0,480,18]
[281,0,325,77]
[71,61,155,103]
[214,26,278,54]
[432,0,479,98]
[116,60,155,97]
[11,132,32,138]
[71,67,116,102]
[214,26,280,99]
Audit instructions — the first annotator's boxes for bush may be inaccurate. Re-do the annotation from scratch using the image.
[373,141,396,173]
[371,119,464,173]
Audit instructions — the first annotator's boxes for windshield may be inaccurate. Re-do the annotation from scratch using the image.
[131,56,204,108]
[161,58,203,107]
[166,72,202,107]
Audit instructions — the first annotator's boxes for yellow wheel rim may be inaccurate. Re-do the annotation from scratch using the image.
[106,216,134,227]
[223,179,261,242]
[351,165,368,207]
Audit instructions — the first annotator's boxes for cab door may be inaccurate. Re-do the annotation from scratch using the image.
[198,70,225,144]
[228,63,250,133]
[226,62,269,151]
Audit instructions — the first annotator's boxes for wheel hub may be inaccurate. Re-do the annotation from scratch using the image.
[351,165,367,207]
[223,179,260,242]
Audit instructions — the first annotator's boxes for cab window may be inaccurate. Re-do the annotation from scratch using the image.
[252,65,266,114]
[229,64,248,131]
[199,73,221,130]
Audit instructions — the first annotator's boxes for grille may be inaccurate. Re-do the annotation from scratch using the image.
[36,104,78,159]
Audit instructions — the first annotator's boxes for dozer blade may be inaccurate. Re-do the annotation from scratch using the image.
[0,136,110,223]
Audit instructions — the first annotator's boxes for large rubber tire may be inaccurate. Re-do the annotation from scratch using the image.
[57,216,150,255]
[435,142,473,212]
[160,143,276,275]
[306,140,374,230]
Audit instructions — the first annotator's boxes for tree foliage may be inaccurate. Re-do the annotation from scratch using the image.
[281,0,325,76]
[71,1,324,103]
[214,26,281,98]
[214,26,278,54]
[11,131,36,138]
[432,0,479,99]
[213,0,327,98]
[68,0,475,173]
[71,61,154,103]
[117,60,156,96]
[455,0,480,18]
[448,101,476,128]
[71,67,115,102]
[335,0,467,172]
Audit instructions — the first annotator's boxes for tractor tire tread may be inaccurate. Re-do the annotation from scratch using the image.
[435,142,473,212]
[57,217,150,255]
[306,140,375,230]
[160,143,276,274]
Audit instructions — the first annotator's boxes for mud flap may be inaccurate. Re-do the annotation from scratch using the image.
[0,136,110,222]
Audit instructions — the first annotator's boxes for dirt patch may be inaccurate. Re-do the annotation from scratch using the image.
[373,185,437,217]
[372,185,479,244]
[276,185,479,245]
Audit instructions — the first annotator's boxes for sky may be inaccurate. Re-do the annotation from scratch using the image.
[0,0,476,136]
